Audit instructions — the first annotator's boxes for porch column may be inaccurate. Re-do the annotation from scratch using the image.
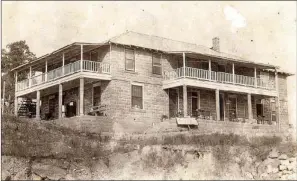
[58,84,63,118]
[254,67,257,87]
[36,90,40,120]
[232,63,235,84]
[15,71,18,91]
[14,72,18,116]
[62,53,65,76]
[208,59,211,80]
[183,84,187,117]
[247,93,252,120]
[183,52,186,78]
[29,66,32,87]
[80,45,83,72]
[14,96,18,116]
[215,89,220,121]
[79,77,84,116]
[45,60,48,81]
[275,70,280,131]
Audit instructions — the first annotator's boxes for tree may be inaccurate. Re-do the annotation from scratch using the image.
[1,40,36,114]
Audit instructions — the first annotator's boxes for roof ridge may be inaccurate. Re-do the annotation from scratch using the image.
[124,31,248,60]
[125,30,210,50]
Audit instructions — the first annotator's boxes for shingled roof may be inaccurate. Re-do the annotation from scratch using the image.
[109,31,278,69]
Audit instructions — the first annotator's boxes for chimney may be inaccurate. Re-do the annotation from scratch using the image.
[212,37,220,52]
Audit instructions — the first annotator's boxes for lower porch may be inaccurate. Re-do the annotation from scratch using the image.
[15,77,109,120]
[167,86,278,126]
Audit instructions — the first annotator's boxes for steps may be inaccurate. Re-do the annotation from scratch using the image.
[17,99,36,118]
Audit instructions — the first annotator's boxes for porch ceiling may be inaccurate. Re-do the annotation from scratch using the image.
[20,77,101,99]
[167,51,278,70]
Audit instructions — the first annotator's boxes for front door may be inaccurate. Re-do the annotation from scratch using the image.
[169,89,178,118]
[191,91,199,117]
[228,96,237,121]
[219,94,225,121]
[256,104,263,117]
[93,86,101,106]
[66,101,77,117]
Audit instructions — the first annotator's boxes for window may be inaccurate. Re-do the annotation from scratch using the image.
[131,84,143,109]
[125,48,135,71]
[152,53,162,75]
[271,99,276,122]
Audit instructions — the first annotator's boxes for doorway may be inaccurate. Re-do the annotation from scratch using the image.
[93,85,101,106]
[219,93,225,121]
[169,89,178,118]
[66,101,77,117]
[48,95,57,119]
[191,91,200,117]
[256,103,264,117]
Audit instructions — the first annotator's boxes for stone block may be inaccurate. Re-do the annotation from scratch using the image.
[279,164,287,171]
[279,154,288,160]
[269,149,279,159]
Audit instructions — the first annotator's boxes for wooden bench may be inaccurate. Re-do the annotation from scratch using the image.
[88,104,107,116]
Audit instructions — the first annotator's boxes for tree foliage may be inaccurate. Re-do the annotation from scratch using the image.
[1,40,36,113]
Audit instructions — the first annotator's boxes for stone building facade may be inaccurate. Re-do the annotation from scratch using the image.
[13,31,292,132]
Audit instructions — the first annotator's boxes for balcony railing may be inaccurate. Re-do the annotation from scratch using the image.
[16,60,111,91]
[163,67,276,90]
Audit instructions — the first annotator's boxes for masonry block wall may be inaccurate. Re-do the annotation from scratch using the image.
[278,74,289,127]
[100,44,170,128]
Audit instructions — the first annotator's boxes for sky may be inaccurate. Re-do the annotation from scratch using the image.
[2,1,296,126]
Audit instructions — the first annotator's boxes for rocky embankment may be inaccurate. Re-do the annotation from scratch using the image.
[1,115,297,180]
[257,149,296,180]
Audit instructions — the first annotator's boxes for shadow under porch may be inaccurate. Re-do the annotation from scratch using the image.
[16,78,110,120]
[167,86,279,125]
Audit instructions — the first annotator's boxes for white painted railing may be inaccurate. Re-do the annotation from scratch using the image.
[17,79,29,91]
[257,78,275,90]
[82,60,111,74]
[235,74,255,87]
[216,72,233,84]
[31,73,45,86]
[16,60,111,91]
[64,60,81,75]
[163,67,275,90]
[185,67,209,80]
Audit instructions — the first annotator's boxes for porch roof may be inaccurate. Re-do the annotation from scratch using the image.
[11,42,106,72]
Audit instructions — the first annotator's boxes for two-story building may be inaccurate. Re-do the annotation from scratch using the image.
[12,31,292,132]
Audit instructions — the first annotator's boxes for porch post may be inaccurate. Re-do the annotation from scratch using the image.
[275,69,280,131]
[183,84,187,117]
[183,52,186,78]
[36,90,40,120]
[247,93,252,120]
[208,59,211,80]
[215,89,220,121]
[14,71,18,116]
[62,53,65,76]
[232,63,235,84]
[80,45,83,72]
[29,66,32,87]
[58,84,63,118]
[15,71,18,91]
[45,60,48,81]
[14,96,18,116]
[254,67,257,87]
[79,77,84,116]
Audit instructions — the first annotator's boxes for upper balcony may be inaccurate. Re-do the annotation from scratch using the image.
[163,67,277,97]
[16,60,111,96]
